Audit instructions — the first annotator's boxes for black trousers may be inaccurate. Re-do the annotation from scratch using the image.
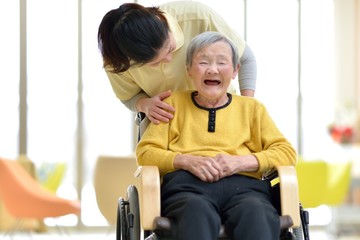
[161,170,280,240]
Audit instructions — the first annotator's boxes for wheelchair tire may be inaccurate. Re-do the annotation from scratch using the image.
[292,226,304,240]
[127,185,141,240]
[117,197,128,240]
[280,230,295,240]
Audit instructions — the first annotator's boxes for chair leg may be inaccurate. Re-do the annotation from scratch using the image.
[54,222,71,237]
[2,219,35,240]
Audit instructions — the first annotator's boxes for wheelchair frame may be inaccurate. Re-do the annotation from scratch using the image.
[116,165,310,240]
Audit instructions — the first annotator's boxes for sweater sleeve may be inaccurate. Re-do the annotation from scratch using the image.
[136,119,179,175]
[105,67,142,101]
[120,91,149,112]
[238,44,257,91]
[250,103,297,172]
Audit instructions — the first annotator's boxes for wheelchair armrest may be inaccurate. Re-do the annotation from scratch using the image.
[135,166,161,230]
[274,166,301,228]
[135,165,301,229]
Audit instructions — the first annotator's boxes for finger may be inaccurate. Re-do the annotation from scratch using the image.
[157,90,172,100]
[147,115,160,124]
[201,171,214,182]
[206,159,223,178]
[202,168,220,183]
[150,111,172,123]
[157,101,176,113]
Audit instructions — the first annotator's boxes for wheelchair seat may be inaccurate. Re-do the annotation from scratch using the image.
[116,165,310,240]
[151,214,294,239]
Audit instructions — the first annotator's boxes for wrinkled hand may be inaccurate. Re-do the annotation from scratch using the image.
[174,154,257,182]
[215,154,259,177]
[214,154,241,178]
[177,155,224,183]
[142,91,176,124]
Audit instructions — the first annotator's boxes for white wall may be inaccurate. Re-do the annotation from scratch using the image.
[334,0,359,110]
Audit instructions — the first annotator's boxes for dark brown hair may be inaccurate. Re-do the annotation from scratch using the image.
[98,3,170,73]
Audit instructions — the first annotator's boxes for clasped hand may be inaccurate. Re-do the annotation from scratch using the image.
[176,154,243,183]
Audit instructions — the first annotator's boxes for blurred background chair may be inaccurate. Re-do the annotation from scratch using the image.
[0,157,43,232]
[296,159,352,234]
[37,162,67,193]
[93,155,140,229]
[296,159,352,208]
[0,157,81,238]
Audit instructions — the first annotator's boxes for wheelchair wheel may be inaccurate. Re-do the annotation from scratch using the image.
[292,226,304,240]
[117,197,128,240]
[280,230,295,240]
[127,185,141,240]
[292,208,310,240]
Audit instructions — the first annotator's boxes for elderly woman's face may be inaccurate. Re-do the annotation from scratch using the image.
[187,41,239,101]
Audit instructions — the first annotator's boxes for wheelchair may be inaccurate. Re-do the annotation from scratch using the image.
[116,165,310,240]
[117,113,310,240]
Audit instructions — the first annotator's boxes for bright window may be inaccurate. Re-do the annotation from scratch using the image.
[246,0,299,149]
[0,0,335,227]
[0,1,20,159]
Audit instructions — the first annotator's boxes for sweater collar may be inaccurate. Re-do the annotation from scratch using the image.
[191,91,232,133]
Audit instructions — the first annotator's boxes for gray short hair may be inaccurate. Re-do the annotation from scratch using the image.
[186,31,240,69]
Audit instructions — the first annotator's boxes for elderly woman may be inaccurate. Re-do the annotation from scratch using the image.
[136,31,296,240]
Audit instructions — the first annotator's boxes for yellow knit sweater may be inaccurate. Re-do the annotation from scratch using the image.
[136,90,297,179]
